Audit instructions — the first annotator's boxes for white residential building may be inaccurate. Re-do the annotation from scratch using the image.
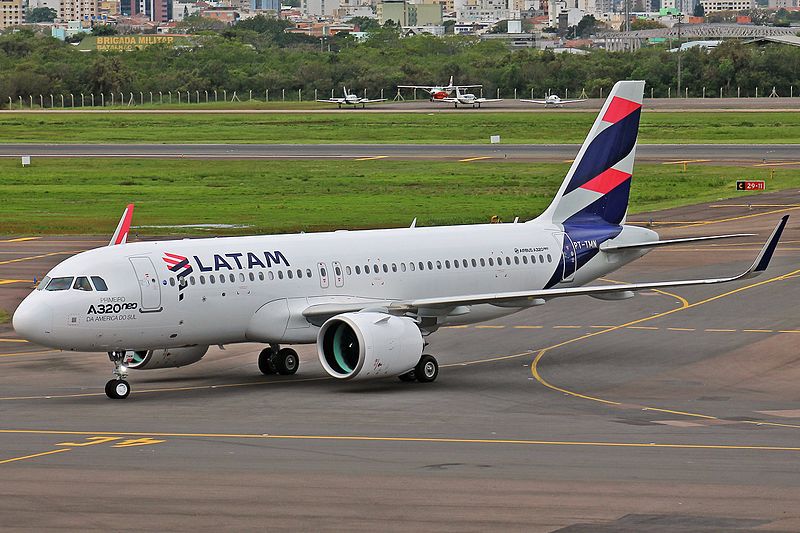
[700,0,753,11]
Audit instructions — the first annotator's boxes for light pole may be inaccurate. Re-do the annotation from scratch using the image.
[676,12,683,98]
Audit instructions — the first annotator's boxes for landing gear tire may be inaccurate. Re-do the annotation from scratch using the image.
[275,348,299,375]
[105,379,130,400]
[415,354,438,383]
[398,371,416,382]
[258,347,278,375]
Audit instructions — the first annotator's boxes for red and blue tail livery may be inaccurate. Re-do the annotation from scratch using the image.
[541,80,644,227]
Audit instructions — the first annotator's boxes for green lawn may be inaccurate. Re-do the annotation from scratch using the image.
[0,158,792,235]
[0,309,8,324]
[0,112,798,144]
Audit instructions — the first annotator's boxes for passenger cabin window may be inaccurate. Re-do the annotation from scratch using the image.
[355,266,361,275]
[45,277,73,291]
[73,277,93,291]
[91,276,108,291]
[169,278,176,287]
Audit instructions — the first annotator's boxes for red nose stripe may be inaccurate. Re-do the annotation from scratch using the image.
[580,167,631,195]
[602,96,641,124]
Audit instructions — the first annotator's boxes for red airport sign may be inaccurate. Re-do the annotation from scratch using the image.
[736,180,766,191]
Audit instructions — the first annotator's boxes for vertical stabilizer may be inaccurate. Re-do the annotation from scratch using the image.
[536,80,645,227]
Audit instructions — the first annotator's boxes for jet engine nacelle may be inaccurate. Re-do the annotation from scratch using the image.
[317,312,423,381]
[123,345,209,370]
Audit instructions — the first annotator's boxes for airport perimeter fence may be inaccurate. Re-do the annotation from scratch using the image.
[2,85,800,109]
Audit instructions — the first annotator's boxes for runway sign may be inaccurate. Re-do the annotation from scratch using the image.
[737,180,765,191]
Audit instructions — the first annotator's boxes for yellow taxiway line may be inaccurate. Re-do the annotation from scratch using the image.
[0,237,40,243]
[353,155,388,161]
[458,156,493,162]
[661,159,711,165]
[531,267,800,430]
[2,429,800,454]
[753,161,800,167]
[0,448,70,465]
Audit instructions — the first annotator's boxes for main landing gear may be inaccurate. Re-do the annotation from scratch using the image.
[105,350,131,399]
[398,354,439,383]
[258,344,300,376]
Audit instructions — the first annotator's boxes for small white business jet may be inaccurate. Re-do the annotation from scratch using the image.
[522,94,588,108]
[438,86,502,108]
[398,76,482,101]
[14,80,786,400]
[316,87,386,108]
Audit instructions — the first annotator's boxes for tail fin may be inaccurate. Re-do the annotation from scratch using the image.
[448,75,453,88]
[537,80,645,227]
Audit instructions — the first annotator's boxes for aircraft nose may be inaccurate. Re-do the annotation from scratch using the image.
[12,296,53,346]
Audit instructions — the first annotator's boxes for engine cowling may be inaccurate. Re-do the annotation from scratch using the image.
[123,345,209,370]
[317,312,423,381]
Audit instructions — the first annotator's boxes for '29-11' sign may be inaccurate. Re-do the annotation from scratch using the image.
[736,180,766,191]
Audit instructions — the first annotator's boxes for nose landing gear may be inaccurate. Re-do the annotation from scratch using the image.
[105,351,131,399]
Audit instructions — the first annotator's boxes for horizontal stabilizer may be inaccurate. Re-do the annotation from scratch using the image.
[601,233,755,252]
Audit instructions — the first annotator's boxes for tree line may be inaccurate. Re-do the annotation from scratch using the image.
[1,19,799,104]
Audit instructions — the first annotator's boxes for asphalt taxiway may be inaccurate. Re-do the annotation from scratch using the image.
[5,97,800,113]
[0,143,799,166]
[2,193,800,531]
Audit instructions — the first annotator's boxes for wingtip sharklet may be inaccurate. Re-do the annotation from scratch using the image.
[109,203,135,246]
[748,215,789,276]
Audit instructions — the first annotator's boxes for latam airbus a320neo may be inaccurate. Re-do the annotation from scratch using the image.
[13,81,788,399]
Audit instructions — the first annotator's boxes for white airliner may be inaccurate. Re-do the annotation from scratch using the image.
[13,80,787,400]
[438,86,502,108]
[398,76,482,101]
[522,95,588,107]
[316,87,386,108]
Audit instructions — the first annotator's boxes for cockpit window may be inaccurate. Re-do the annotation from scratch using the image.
[91,276,108,291]
[36,276,51,291]
[45,277,74,291]
[73,277,93,291]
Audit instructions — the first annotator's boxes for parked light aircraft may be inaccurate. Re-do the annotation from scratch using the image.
[522,94,588,107]
[13,80,788,400]
[316,87,386,108]
[438,86,502,108]
[397,76,482,101]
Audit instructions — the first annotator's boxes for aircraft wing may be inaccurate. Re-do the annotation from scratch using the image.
[455,85,482,88]
[477,98,503,103]
[520,99,549,104]
[302,217,788,320]
[361,98,387,104]
[397,85,436,90]
[436,98,458,103]
[558,99,588,104]
[316,99,344,103]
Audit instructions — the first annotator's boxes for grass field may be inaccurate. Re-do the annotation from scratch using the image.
[0,158,793,235]
[0,309,8,324]
[0,112,798,144]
